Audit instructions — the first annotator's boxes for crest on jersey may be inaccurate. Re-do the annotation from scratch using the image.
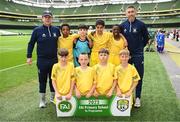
[53,33,57,37]
[133,28,137,33]
[42,33,46,37]
[124,29,127,33]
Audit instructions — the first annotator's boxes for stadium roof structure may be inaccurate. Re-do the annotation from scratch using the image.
[11,0,175,8]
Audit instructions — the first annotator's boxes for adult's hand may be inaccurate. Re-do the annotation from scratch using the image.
[27,58,32,65]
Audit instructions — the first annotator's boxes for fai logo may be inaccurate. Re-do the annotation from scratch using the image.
[42,33,46,37]
[58,101,72,112]
[117,99,129,112]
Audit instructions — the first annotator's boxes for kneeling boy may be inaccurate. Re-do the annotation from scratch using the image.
[74,53,96,98]
[51,48,75,101]
[114,49,140,106]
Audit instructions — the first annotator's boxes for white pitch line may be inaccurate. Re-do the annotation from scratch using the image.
[0,61,36,72]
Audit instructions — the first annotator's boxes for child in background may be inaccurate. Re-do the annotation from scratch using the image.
[156,30,165,53]
[114,49,140,107]
[93,48,116,97]
[74,53,96,98]
[73,24,92,67]
[51,48,75,101]
[108,24,127,66]
[58,24,79,62]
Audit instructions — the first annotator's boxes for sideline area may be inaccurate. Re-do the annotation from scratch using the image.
[159,38,180,98]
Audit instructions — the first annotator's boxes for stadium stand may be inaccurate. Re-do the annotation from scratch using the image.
[0,0,179,28]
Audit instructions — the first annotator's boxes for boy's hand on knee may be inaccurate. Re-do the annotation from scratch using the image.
[106,90,113,98]
[116,91,123,97]
[65,93,72,100]
[75,90,81,99]
[86,92,92,98]
[93,90,99,97]
[55,93,62,100]
[125,91,132,98]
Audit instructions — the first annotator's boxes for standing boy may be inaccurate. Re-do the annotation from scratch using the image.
[73,24,92,67]
[108,24,127,66]
[58,24,79,63]
[88,20,111,66]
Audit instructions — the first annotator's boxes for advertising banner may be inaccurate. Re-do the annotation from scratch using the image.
[56,95,132,117]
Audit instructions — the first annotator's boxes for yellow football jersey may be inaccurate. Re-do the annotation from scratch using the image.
[114,64,140,94]
[51,62,74,95]
[108,37,126,66]
[88,32,111,66]
[75,67,96,95]
[58,34,79,62]
[93,63,115,95]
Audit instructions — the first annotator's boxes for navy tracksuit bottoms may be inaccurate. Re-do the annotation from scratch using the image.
[129,55,144,98]
[37,58,58,93]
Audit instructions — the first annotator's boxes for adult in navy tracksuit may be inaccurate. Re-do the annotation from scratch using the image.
[26,11,60,108]
[120,6,149,108]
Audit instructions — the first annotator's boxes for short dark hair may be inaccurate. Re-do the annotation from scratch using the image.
[98,48,109,55]
[78,24,88,30]
[126,5,136,10]
[95,19,105,27]
[58,48,69,56]
[112,24,122,33]
[60,23,70,30]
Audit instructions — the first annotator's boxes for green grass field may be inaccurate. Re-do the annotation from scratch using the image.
[0,35,180,121]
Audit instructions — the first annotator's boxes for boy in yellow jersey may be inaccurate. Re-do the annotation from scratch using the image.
[51,48,75,101]
[114,49,140,106]
[88,20,111,66]
[74,53,96,98]
[58,24,79,63]
[108,25,128,66]
[93,48,117,97]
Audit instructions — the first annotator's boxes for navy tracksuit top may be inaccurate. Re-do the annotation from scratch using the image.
[27,25,60,59]
[120,18,149,56]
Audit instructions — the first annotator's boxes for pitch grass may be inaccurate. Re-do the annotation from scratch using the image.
[0,52,180,121]
[0,35,34,69]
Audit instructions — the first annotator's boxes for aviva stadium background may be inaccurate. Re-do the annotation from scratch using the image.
[0,0,180,121]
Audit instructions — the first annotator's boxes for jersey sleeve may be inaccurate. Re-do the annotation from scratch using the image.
[51,64,57,81]
[132,66,141,82]
[27,29,37,58]
[70,64,75,81]
[72,34,80,39]
[74,68,78,83]
[92,68,97,84]
[111,64,116,80]
[114,66,119,80]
